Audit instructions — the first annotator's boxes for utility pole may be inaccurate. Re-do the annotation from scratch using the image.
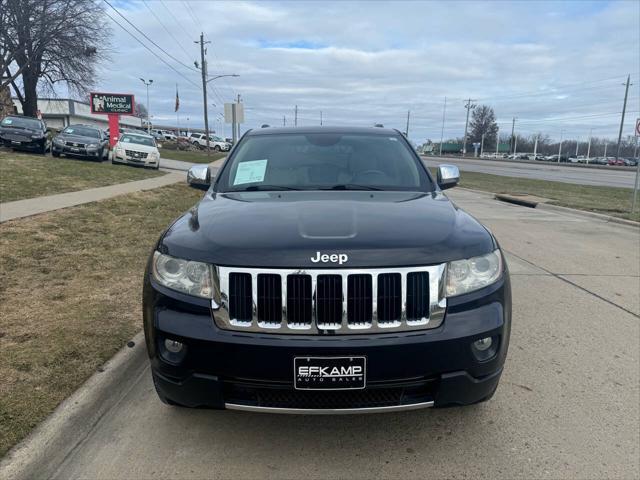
[196,33,211,154]
[510,117,517,155]
[294,105,298,127]
[495,127,499,156]
[439,97,447,156]
[616,75,632,160]
[558,129,564,163]
[139,78,153,133]
[236,94,242,139]
[514,135,518,156]
[480,133,485,157]
[604,142,608,158]
[586,128,593,164]
[462,99,476,156]
[533,134,539,159]
[320,110,323,126]
[405,110,411,137]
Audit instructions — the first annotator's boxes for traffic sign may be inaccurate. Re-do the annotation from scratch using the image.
[90,92,135,115]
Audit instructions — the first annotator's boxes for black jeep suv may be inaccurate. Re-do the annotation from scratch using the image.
[0,115,49,153]
[143,126,511,413]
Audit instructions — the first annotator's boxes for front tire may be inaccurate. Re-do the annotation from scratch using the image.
[213,145,221,152]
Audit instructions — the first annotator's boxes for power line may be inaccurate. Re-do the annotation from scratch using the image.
[102,0,200,74]
[101,8,200,89]
[159,0,192,40]
[142,0,193,63]
[183,0,201,31]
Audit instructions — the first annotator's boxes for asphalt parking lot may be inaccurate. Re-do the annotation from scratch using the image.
[26,188,636,480]
[423,156,638,188]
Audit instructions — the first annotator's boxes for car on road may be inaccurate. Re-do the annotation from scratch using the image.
[112,131,161,169]
[152,129,177,141]
[51,124,109,161]
[0,115,50,154]
[189,132,232,151]
[143,126,512,412]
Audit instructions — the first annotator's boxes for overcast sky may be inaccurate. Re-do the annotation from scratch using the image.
[97,0,640,142]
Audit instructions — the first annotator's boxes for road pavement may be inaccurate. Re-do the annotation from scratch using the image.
[14,189,640,480]
[423,156,638,188]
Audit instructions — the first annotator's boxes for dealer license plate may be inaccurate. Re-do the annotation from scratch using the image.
[294,356,366,390]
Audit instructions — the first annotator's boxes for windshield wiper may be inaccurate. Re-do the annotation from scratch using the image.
[232,185,302,192]
[322,184,384,191]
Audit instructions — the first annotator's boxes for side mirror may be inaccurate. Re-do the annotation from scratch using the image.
[437,164,460,190]
[187,165,211,190]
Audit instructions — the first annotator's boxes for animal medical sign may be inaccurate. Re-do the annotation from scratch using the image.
[90,92,135,115]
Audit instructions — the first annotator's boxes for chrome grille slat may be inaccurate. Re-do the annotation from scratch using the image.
[214,265,447,335]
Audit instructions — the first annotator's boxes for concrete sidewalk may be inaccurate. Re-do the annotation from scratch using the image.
[0,172,184,222]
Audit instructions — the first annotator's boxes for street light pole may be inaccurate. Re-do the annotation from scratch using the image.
[439,96,447,156]
[139,78,153,133]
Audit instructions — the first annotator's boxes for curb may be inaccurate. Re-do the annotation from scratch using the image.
[0,332,148,480]
[493,193,639,228]
[536,202,640,228]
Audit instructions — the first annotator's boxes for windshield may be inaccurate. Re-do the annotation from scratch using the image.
[62,126,100,138]
[217,133,433,192]
[1,116,42,130]
[119,134,155,147]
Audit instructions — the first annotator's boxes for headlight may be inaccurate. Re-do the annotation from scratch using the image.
[53,137,64,145]
[31,134,43,139]
[446,250,502,297]
[152,251,213,298]
[149,151,159,160]
[87,143,98,149]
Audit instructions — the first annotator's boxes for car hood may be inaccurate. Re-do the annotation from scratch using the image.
[116,143,157,153]
[159,191,496,268]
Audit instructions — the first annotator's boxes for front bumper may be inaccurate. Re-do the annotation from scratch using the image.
[113,153,158,167]
[1,137,45,150]
[144,263,511,412]
[52,144,101,158]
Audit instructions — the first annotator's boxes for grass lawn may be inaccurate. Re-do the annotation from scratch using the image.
[430,168,640,223]
[0,183,203,458]
[0,150,163,203]
[160,148,226,164]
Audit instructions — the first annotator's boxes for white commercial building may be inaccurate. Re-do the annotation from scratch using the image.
[11,98,143,130]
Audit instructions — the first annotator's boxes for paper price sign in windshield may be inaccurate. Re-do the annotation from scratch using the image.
[233,159,268,185]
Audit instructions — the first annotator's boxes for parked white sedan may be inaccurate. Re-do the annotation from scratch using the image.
[112,132,161,169]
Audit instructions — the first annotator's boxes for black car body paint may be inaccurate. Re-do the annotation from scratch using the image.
[143,126,512,412]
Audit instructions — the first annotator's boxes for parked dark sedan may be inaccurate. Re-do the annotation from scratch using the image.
[52,124,109,161]
[0,115,49,154]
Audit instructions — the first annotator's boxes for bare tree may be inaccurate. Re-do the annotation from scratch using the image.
[1,0,111,117]
[468,105,499,146]
[134,102,148,119]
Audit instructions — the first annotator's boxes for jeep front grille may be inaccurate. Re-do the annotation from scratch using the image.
[214,265,446,334]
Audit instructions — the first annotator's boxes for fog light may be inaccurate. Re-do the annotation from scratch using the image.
[164,339,183,353]
[471,335,498,362]
[473,337,492,351]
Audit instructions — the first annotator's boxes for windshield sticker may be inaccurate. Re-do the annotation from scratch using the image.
[233,159,268,185]
[388,137,397,141]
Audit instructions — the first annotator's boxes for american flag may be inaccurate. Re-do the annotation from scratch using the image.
[174,85,180,112]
